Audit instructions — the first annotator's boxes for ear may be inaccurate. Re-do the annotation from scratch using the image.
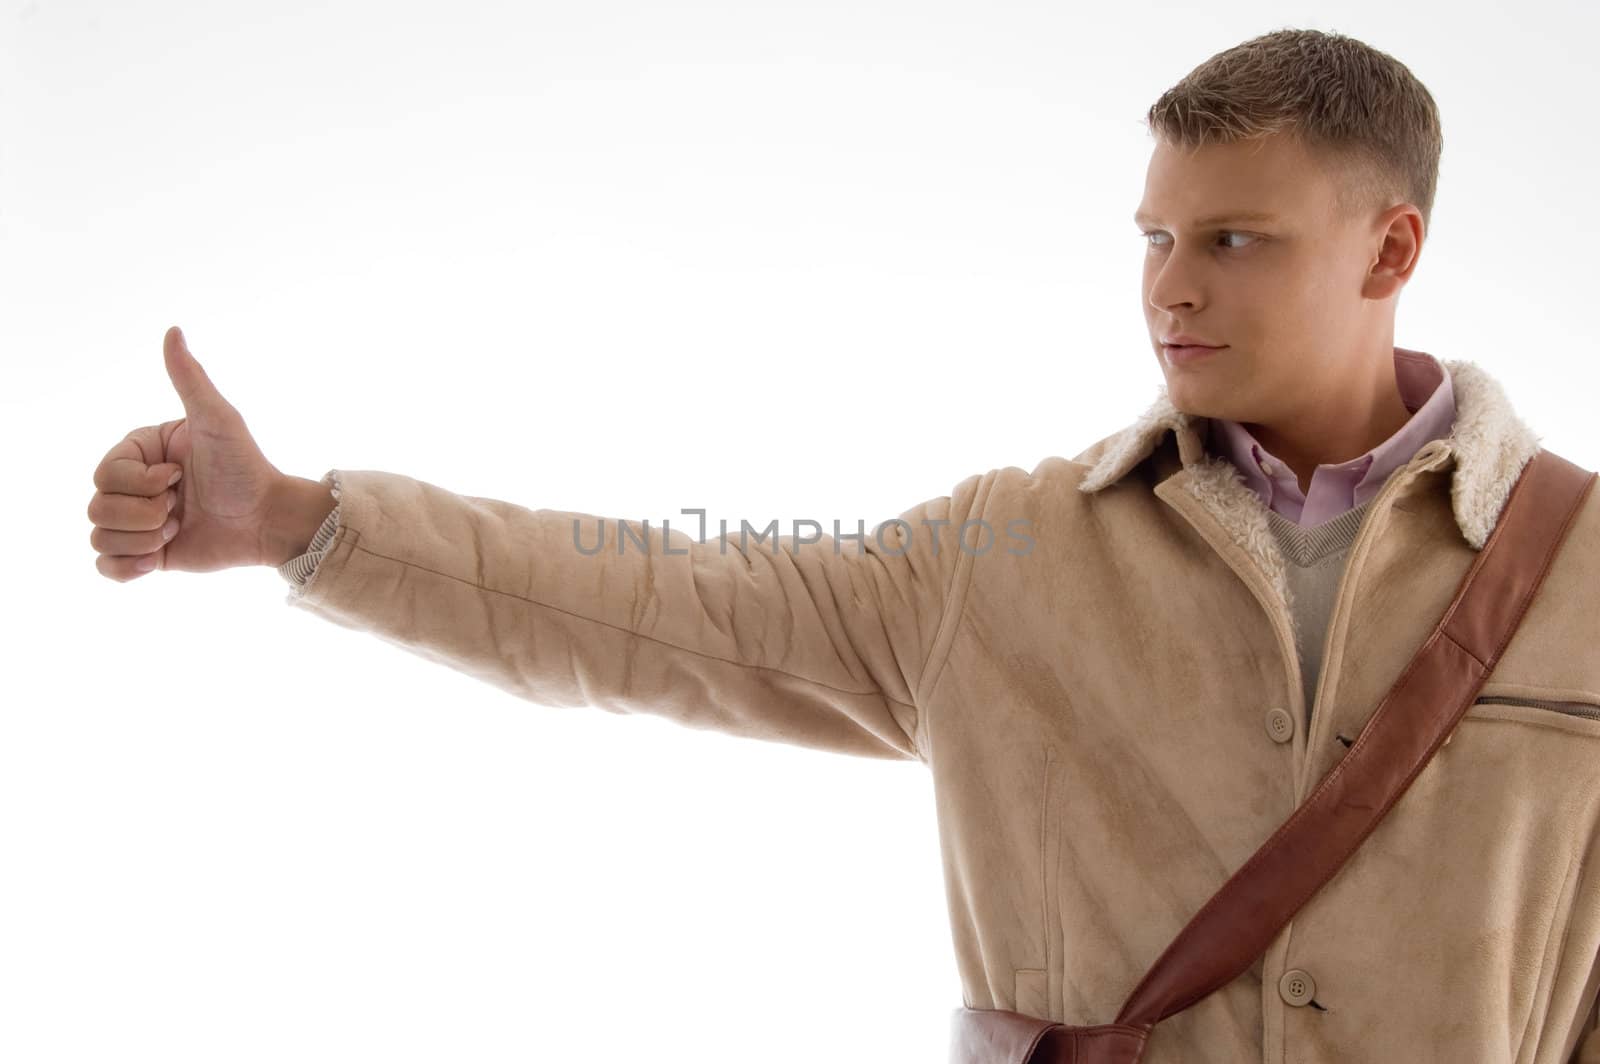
[1363,203,1424,300]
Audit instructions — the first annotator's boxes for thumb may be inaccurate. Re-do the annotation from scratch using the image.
[162,325,231,419]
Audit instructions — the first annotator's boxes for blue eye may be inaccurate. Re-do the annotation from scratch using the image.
[1140,230,1256,250]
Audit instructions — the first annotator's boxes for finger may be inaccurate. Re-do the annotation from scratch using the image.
[87,486,176,532]
[90,515,179,556]
[93,434,183,496]
[95,551,161,583]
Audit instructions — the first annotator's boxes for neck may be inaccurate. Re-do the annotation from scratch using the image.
[1241,357,1413,496]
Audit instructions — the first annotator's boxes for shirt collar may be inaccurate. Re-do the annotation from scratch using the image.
[1208,347,1458,523]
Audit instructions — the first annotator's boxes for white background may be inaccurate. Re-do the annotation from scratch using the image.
[5,2,1597,1062]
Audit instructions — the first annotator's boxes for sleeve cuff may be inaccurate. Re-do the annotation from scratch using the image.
[276,471,344,588]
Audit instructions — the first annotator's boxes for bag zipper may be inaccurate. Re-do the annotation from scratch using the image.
[1472,696,1600,721]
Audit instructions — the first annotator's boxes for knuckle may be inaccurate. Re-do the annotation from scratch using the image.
[85,495,117,531]
[88,493,118,525]
[94,555,129,582]
[92,458,126,494]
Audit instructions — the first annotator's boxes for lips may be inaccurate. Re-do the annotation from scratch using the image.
[1163,342,1226,367]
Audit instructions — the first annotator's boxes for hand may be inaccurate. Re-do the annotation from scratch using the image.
[88,325,286,581]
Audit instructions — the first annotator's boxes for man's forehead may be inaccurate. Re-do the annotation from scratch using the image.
[1136,136,1324,227]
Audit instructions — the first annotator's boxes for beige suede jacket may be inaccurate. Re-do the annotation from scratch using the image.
[281,359,1600,1063]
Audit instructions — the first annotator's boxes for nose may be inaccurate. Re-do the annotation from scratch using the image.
[1146,249,1203,314]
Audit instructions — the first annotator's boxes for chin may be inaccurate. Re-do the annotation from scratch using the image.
[1161,348,1242,403]
[1163,371,1236,422]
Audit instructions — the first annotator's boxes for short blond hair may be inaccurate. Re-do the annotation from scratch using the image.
[1145,28,1443,236]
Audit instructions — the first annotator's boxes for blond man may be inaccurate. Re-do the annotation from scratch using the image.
[88,27,1600,1064]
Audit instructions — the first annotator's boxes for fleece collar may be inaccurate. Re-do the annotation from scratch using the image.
[1077,358,1545,554]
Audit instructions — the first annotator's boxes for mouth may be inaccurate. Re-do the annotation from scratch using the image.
[1162,343,1228,367]
[1161,336,1224,348]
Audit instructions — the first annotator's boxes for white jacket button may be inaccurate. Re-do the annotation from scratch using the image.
[1265,707,1295,743]
[1279,968,1316,1006]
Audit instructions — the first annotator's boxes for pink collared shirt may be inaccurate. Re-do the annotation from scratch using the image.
[1209,347,1457,529]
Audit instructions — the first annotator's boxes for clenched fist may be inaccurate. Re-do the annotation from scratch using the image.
[88,326,287,582]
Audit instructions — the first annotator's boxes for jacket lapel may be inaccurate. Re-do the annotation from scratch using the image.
[1075,356,1543,574]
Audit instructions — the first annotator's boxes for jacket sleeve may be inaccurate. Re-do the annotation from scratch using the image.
[280,468,990,762]
[276,487,344,589]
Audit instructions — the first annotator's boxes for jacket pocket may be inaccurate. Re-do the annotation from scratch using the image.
[1014,967,1050,1020]
[1471,696,1600,722]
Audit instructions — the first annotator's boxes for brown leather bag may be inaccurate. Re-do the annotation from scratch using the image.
[950,447,1598,1064]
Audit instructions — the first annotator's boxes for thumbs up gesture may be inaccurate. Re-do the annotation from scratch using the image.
[87,326,287,580]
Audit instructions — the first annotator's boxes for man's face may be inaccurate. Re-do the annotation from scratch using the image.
[1134,132,1394,425]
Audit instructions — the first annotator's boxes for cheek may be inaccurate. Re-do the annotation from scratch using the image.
[1250,260,1339,325]
[1287,241,1369,304]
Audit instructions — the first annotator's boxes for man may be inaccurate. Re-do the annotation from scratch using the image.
[89,27,1600,1063]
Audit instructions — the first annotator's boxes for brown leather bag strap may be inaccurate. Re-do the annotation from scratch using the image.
[1111,447,1597,1028]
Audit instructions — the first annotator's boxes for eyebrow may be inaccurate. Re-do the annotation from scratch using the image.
[1132,209,1282,228]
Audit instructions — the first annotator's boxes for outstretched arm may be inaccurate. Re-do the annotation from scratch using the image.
[273,467,991,762]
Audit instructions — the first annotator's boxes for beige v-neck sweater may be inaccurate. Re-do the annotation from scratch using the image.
[1265,501,1375,730]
